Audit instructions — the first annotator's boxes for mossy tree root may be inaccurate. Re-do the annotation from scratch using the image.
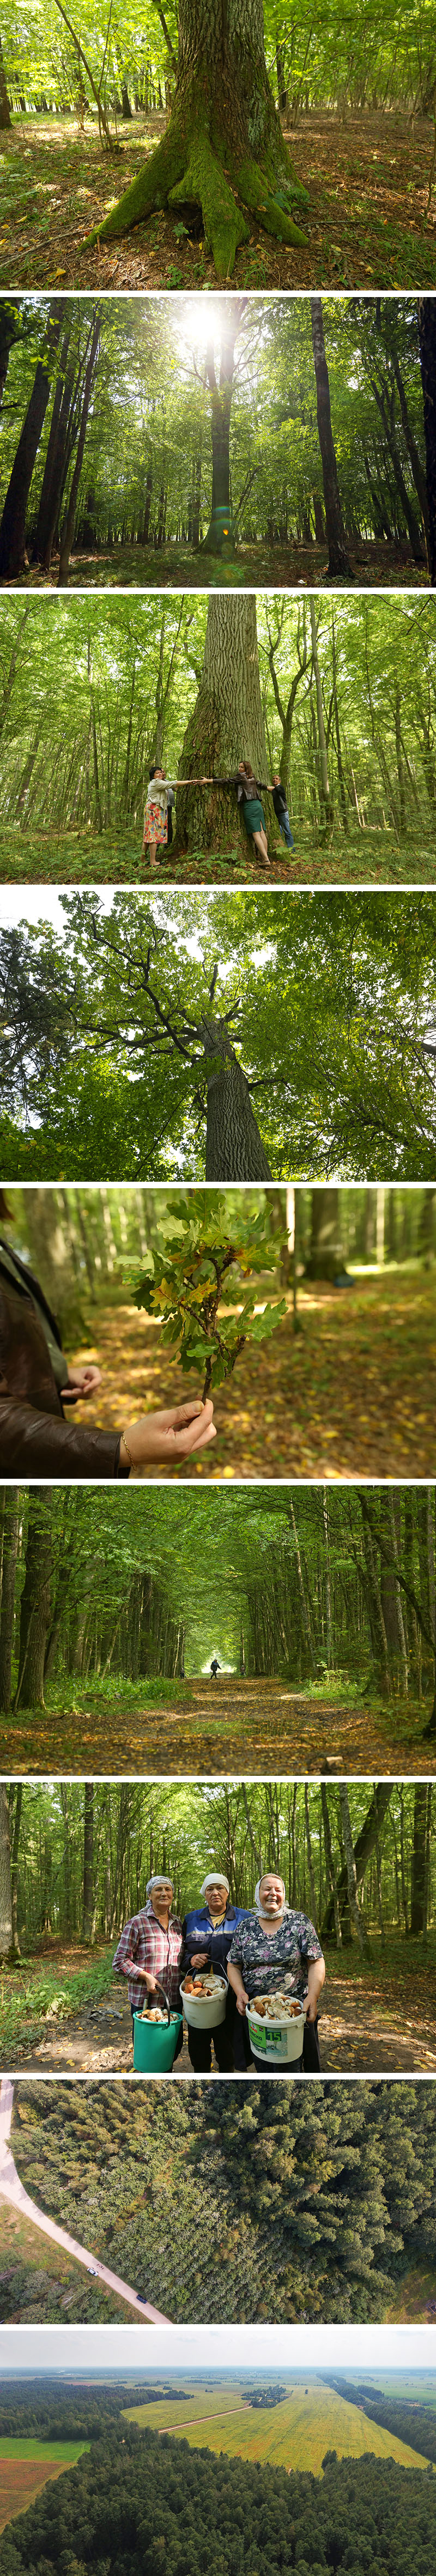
[82,120,307,274]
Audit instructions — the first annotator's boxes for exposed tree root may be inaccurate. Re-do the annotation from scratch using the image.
[82,120,307,275]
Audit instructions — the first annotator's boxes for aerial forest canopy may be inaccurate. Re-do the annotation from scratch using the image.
[1,0,435,289]
[1,887,435,1182]
[1,595,435,884]
[0,294,434,590]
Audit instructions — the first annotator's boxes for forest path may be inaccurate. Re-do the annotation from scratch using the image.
[0,2078,169,2319]
[7,1968,435,2077]
[1,1675,431,1779]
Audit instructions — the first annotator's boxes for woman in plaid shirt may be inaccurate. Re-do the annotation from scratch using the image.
[112,1876,183,2058]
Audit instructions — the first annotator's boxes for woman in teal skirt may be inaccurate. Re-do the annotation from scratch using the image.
[211,759,271,866]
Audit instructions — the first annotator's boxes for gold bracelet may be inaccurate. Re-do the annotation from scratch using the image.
[120,1429,135,1471]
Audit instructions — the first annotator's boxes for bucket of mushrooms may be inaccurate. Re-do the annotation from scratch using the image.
[245,1991,305,2064]
[180,1970,228,2029]
[133,1980,183,2071]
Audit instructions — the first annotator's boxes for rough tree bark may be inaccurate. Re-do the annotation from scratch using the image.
[0,1495,20,1712]
[202,1017,272,1177]
[175,594,278,852]
[0,1784,13,1957]
[82,0,307,275]
[0,305,64,580]
[418,298,436,584]
[311,299,353,580]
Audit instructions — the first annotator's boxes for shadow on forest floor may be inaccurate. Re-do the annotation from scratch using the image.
[4,1938,435,2076]
[7,543,429,594]
[50,1274,436,1481]
[0,828,434,887]
[1,1676,434,1779]
[1,111,434,291]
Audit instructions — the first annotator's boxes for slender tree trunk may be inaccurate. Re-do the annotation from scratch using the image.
[0,1784,13,1956]
[418,298,436,583]
[14,1490,53,1712]
[83,0,307,276]
[0,27,11,128]
[305,1188,346,1281]
[0,306,64,579]
[338,1785,372,1956]
[57,315,101,586]
[82,1781,94,1941]
[0,1498,20,1712]
[9,1783,22,1955]
[311,300,353,578]
[321,1782,392,1940]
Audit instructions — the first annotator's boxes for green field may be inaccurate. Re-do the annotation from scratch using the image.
[0,2441,89,2462]
[124,2381,433,2477]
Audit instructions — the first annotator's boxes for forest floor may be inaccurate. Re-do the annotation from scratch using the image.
[9,542,428,594]
[0,826,434,888]
[1,1674,434,1779]
[1,110,434,291]
[46,1274,436,1480]
[3,1938,435,2075]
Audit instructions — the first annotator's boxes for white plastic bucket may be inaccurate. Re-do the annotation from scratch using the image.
[246,2000,305,2064]
[180,1976,228,2030]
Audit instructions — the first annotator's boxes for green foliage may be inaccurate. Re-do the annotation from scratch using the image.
[132,1193,287,1395]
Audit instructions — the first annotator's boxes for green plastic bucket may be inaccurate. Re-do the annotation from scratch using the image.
[133,2010,183,2071]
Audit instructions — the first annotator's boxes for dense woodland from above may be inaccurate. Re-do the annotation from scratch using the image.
[1,0,435,288]
[1,595,434,886]
[1,295,434,591]
[3,2083,436,2323]
[0,2400,435,2576]
[2,891,436,1182]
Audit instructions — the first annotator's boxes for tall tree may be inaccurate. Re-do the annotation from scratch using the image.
[175,596,277,854]
[0,24,11,129]
[310,300,353,579]
[14,1490,53,1712]
[0,305,64,580]
[82,0,307,275]
[418,298,436,585]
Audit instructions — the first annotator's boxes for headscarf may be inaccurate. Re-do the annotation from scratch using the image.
[146,1875,173,1899]
[254,1875,286,1915]
[200,1873,229,1897]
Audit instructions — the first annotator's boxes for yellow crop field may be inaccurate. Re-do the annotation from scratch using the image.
[124,2388,247,2433]
[125,2383,433,2480]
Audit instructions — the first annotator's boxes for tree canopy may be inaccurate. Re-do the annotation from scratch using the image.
[1,889,435,1180]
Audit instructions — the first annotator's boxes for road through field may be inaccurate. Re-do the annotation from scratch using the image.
[0,2078,169,2323]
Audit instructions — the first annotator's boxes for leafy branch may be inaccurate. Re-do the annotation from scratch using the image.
[131,1194,288,1402]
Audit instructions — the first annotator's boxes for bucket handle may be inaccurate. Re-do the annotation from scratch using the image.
[139,1977,172,2024]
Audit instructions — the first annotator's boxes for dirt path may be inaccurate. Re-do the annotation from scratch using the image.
[0,2079,169,2317]
[1,1677,432,1779]
[7,1967,435,2078]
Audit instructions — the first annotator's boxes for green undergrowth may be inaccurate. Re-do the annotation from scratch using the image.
[1,1949,113,2059]
[0,827,433,885]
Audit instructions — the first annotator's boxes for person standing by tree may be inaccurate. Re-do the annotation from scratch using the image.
[180,1871,249,2071]
[112,1875,183,2060]
[142,764,209,867]
[271,775,295,850]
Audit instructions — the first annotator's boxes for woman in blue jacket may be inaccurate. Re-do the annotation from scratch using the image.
[180,1873,248,2072]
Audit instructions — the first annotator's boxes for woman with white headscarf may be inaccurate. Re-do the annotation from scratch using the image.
[112,1872,184,2063]
[227,1870,325,2073]
[180,1872,249,2072]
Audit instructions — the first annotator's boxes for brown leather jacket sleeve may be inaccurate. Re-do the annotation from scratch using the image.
[0,1400,130,1479]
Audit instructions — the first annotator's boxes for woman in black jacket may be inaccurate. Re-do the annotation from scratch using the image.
[0,1197,215,1478]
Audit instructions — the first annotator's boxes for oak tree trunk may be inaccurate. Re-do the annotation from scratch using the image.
[202,1017,272,1178]
[175,594,278,852]
[305,1188,347,1281]
[83,0,307,276]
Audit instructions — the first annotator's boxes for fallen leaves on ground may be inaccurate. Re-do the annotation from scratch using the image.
[1,1677,434,1779]
[1,826,434,891]
[66,1274,436,1480]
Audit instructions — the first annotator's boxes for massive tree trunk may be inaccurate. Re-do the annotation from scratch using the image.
[83,0,307,275]
[0,306,64,580]
[202,1017,272,1178]
[311,299,353,580]
[175,594,277,852]
[418,298,436,585]
[14,1490,53,1712]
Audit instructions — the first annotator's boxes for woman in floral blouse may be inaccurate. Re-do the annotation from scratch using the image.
[227,1870,325,2073]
